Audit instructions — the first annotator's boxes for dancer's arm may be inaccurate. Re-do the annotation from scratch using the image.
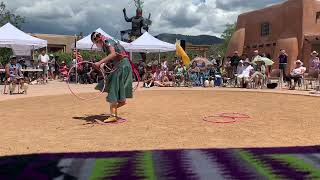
[94,46,117,67]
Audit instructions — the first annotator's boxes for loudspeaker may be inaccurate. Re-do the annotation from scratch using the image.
[180,40,186,51]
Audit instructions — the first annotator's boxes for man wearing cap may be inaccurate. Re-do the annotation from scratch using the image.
[5,55,28,95]
[287,60,306,90]
[309,51,320,71]
[38,49,49,83]
[237,59,254,88]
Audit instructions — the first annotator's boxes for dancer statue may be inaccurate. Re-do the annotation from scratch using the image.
[121,0,152,43]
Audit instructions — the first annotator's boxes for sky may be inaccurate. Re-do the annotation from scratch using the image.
[4,0,285,38]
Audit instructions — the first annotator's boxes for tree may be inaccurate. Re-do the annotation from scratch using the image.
[0,2,25,28]
[0,2,25,65]
[218,23,236,56]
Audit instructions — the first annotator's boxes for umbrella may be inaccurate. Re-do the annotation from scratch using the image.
[253,56,274,66]
[191,57,211,66]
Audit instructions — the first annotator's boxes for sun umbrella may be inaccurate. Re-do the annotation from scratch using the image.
[253,56,274,66]
[191,57,211,66]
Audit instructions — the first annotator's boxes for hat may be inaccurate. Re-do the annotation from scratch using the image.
[239,60,244,64]
[49,54,54,57]
[311,51,318,55]
[255,57,263,62]
[61,61,66,64]
[254,50,259,53]
[296,60,303,65]
[244,59,251,64]
[10,55,17,60]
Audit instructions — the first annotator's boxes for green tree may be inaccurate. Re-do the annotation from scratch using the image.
[218,23,236,56]
[0,2,25,28]
[0,1,25,65]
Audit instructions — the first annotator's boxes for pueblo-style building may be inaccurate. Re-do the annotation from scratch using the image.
[227,0,320,72]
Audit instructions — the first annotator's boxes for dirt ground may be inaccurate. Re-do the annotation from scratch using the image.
[1,84,320,156]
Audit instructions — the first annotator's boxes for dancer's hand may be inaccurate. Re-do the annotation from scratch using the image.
[94,62,102,69]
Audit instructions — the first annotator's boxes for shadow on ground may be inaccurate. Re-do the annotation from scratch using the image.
[73,114,110,124]
[1,146,320,179]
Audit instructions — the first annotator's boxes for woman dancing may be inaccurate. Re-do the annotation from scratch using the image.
[91,32,133,123]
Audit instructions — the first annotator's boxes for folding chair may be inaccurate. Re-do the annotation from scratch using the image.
[304,69,320,90]
[2,79,21,95]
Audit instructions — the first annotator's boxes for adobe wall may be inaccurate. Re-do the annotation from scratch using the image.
[301,0,320,68]
[227,0,306,72]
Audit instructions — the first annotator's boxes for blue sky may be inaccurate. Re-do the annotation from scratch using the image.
[4,0,285,38]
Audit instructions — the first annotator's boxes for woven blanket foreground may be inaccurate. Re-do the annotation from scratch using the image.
[1,146,320,179]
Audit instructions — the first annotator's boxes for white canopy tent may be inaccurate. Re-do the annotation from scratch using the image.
[127,32,176,53]
[0,23,47,56]
[75,28,130,50]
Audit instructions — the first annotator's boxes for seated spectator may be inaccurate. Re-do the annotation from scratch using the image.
[153,68,162,83]
[173,61,187,86]
[198,61,207,86]
[309,51,320,71]
[237,59,254,88]
[143,64,154,88]
[251,59,266,88]
[5,55,28,95]
[213,62,222,87]
[154,70,170,87]
[287,60,306,90]
[236,60,245,75]
[222,60,234,84]
[236,60,245,87]
[204,63,215,87]
[188,61,200,86]
[138,60,146,80]
[161,57,168,71]
[59,61,69,81]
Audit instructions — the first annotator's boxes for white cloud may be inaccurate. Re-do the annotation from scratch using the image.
[3,0,285,37]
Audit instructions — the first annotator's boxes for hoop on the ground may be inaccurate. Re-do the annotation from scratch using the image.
[67,61,106,101]
[203,115,237,124]
[219,112,250,119]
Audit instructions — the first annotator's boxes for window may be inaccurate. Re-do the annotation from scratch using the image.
[261,22,270,37]
[316,12,320,23]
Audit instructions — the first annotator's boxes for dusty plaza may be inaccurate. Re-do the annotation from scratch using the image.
[1,0,320,179]
[1,81,320,156]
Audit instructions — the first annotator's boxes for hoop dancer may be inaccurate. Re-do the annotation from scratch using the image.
[91,32,133,123]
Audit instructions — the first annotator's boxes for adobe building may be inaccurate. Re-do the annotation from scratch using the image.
[29,33,76,53]
[227,0,320,72]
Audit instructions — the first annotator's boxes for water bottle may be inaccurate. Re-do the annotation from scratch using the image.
[200,76,203,86]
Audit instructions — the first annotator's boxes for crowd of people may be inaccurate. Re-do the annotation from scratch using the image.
[137,49,320,91]
[223,49,319,90]
[1,48,320,95]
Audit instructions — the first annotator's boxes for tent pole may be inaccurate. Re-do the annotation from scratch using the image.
[74,34,78,84]
[158,50,160,65]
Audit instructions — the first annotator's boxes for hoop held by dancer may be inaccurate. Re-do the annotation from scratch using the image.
[92,32,133,123]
